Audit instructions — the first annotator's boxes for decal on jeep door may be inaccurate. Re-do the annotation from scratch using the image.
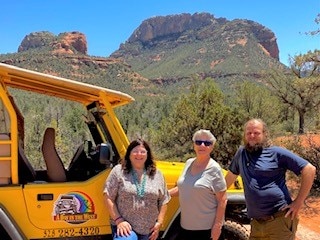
[52,191,97,224]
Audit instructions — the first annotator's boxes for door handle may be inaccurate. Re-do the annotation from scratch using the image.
[37,194,54,201]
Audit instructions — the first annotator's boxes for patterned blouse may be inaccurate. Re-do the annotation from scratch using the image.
[103,164,171,235]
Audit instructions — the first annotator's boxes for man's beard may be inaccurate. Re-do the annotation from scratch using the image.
[245,142,264,152]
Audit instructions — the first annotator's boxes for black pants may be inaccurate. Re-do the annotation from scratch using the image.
[176,227,225,240]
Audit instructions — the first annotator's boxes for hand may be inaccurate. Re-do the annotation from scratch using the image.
[282,199,303,220]
[149,222,161,240]
[116,221,132,237]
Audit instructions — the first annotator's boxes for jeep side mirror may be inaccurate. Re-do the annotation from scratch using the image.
[99,143,114,167]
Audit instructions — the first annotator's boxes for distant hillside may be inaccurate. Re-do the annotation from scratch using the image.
[111,12,286,90]
[0,12,287,95]
[0,31,153,96]
[0,12,299,167]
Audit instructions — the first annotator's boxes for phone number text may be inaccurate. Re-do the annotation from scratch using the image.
[43,227,100,238]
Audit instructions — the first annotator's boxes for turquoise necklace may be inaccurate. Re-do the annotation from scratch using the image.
[132,169,147,198]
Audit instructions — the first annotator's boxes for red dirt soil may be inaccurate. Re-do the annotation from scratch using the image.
[298,199,320,239]
[274,133,320,148]
[288,180,320,240]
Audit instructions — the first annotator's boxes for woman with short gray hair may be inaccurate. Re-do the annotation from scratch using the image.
[192,129,217,145]
[169,129,227,240]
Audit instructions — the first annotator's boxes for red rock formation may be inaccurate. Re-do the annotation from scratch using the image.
[18,31,87,55]
[55,32,87,54]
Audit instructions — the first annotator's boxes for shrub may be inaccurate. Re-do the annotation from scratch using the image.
[275,134,320,190]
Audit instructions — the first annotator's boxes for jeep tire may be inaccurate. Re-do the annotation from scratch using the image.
[221,220,250,240]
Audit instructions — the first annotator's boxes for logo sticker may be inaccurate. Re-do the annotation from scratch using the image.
[53,191,97,224]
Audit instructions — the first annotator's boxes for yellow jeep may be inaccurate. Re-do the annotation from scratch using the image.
[0,63,249,239]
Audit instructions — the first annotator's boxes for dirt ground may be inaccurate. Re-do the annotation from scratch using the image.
[288,180,320,240]
[296,195,320,240]
[274,134,320,239]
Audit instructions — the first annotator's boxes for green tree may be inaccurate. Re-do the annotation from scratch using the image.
[290,50,320,78]
[154,78,243,166]
[267,70,320,134]
[116,96,175,141]
[233,81,282,126]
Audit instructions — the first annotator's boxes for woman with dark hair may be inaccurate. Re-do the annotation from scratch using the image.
[103,139,170,240]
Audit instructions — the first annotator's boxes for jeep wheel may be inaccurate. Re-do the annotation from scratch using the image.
[221,220,250,240]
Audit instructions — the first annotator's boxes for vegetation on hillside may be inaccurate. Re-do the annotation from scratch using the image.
[0,13,319,188]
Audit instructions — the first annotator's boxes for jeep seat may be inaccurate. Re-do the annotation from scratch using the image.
[42,128,67,182]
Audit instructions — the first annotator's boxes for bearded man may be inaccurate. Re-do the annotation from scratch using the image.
[225,118,316,240]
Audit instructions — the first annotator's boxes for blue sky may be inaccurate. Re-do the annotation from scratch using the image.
[1,0,319,65]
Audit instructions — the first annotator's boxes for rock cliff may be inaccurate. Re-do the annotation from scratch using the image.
[112,12,279,60]
[18,31,88,55]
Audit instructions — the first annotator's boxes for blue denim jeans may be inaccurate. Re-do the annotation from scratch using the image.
[111,224,150,240]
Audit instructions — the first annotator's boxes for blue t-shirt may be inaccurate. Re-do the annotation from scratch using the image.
[228,146,308,218]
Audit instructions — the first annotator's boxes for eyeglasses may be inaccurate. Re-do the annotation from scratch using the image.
[194,140,213,146]
[131,150,148,155]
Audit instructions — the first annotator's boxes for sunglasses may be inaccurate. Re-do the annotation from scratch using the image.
[194,140,213,146]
